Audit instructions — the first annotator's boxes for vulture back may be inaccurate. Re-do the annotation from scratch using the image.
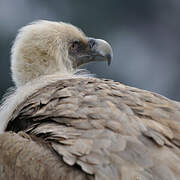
[1,78,180,180]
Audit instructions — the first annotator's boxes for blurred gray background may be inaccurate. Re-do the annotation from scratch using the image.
[1,0,180,100]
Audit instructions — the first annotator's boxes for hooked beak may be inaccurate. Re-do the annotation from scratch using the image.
[76,38,113,67]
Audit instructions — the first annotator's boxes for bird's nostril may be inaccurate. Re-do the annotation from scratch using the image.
[88,39,96,49]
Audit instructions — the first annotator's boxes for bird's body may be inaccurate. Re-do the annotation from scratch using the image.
[1,77,180,180]
[0,20,180,180]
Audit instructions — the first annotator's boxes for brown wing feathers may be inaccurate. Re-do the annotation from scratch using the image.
[2,78,180,179]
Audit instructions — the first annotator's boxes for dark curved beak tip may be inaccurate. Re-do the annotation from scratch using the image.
[106,54,112,66]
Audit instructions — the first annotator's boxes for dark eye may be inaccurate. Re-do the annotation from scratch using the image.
[70,41,80,52]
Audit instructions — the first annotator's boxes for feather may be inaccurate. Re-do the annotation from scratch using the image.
[1,78,180,179]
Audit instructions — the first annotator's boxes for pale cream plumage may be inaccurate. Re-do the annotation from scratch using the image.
[11,20,86,86]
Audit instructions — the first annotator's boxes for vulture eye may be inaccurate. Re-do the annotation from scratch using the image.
[70,41,80,52]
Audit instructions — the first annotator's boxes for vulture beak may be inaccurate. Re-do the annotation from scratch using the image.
[76,38,113,67]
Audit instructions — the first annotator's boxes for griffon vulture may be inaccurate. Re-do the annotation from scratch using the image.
[0,20,180,180]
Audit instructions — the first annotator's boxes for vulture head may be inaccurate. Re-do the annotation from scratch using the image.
[11,20,113,87]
